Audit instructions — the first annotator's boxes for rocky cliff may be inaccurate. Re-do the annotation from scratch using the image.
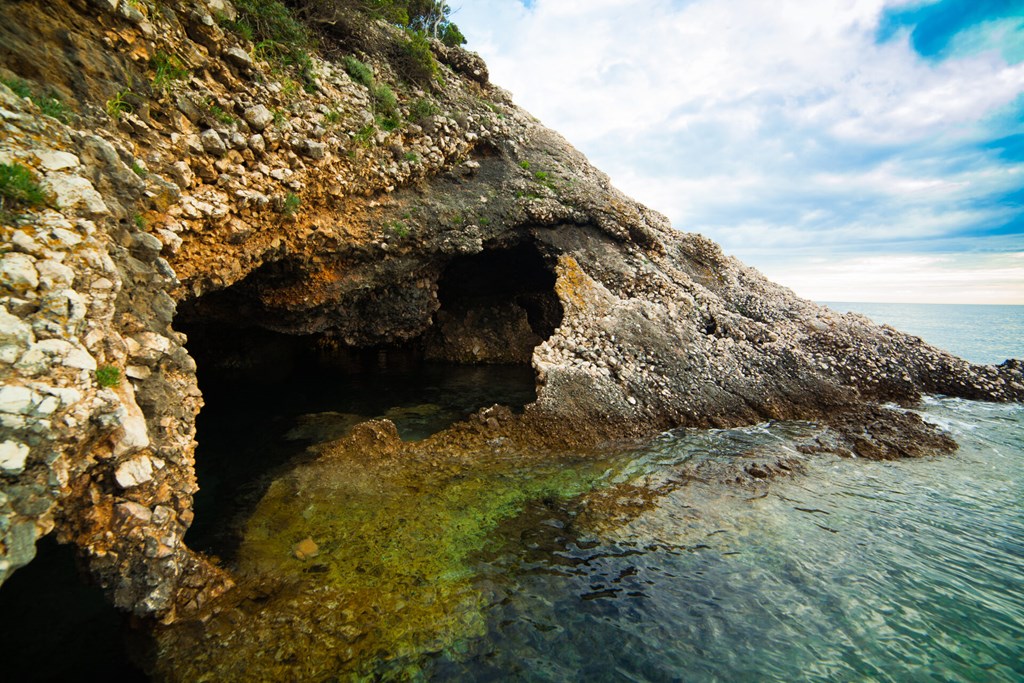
[1,0,1021,625]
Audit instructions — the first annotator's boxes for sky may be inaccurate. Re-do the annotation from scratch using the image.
[453,0,1024,304]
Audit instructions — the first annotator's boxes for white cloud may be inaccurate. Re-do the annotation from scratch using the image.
[755,252,1024,304]
[455,0,1024,303]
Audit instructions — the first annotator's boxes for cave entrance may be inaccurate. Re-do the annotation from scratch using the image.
[426,243,563,364]
[0,537,147,681]
[175,241,563,560]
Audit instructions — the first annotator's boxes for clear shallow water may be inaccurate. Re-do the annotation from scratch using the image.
[428,397,1024,682]
[162,395,1024,682]
[823,302,1024,365]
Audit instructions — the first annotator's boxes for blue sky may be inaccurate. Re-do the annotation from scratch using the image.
[454,0,1024,303]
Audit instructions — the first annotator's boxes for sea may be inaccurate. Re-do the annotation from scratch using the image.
[0,303,1022,681]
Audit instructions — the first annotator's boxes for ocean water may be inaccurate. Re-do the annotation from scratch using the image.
[822,302,1024,365]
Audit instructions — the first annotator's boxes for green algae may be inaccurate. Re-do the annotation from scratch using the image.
[159,426,625,681]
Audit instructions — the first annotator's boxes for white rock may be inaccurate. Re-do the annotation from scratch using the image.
[125,365,152,380]
[0,307,32,345]
[115,455,154,488]
[10,230,44,256]
[42,173,108,216]
[35,259,75,289]
[117,501,153,522]
[49,227,82,248]
[65,346,97,370]
[0,345,20,364]
[0,253,39,292]
[34,396,60,416]
[0,440,30,473]
[35,150,80,171]
[0,385,35,414]
[113,382,150,457]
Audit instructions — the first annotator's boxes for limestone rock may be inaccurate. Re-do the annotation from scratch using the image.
[41,173,108,216]
[0,253,38,293]
[115,455,154,488]
[0,440,30,473]
[243,105,273,132]
[200,129,227,156]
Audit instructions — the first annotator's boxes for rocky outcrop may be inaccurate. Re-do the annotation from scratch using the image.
[1,0,1021,623]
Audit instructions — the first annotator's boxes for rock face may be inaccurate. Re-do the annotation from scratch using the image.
[0,0,1022,623]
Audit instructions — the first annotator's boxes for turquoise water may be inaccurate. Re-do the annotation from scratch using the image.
[823,302,1024,365]
[432,397,1024,681]
[418,303,1024,681]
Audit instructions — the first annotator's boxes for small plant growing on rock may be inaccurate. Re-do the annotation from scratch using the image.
[95,365,121,388]
[388,220,410,238]
[324,109,341,125]
[354,124,375,147]
[519,160,531,170]
[282,192,301,216]
[1,76,71,123]
[131,161,148,178]
[0,163,46,222]
[404,151,419,163]
[151,51,190,92]
[134,213,147,230]
[106,89,133,120]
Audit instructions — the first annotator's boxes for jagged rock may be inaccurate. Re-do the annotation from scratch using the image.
[243,104,273,132]
[115,454,154,488]
[0,441,30,474]
[35,150,79,171]
[223,46,252,71]
[41,173,108,216]
[200,129,227,156]
[0,253,39,292]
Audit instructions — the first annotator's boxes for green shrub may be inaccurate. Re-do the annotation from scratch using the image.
[0,163,46,219]
[388,220,409,238]
[131,161,148,178]
[0,76,31,98]
[95,365,121,388]
[229,0,309,47]
[519,160,530,170]
[377,115,400,131]
[399,30,438,84]
[354,124,375,146]
[372,83,398,116]
[409,97,439,122]
[343,56,374,88]
[1,76,71,123]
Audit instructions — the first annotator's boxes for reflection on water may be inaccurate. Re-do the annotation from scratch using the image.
[168,392,1024,682]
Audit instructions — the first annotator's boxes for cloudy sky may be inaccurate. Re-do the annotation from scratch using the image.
[454,0,1024,303]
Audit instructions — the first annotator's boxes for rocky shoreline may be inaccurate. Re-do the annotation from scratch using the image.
[1,0,1021,631]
